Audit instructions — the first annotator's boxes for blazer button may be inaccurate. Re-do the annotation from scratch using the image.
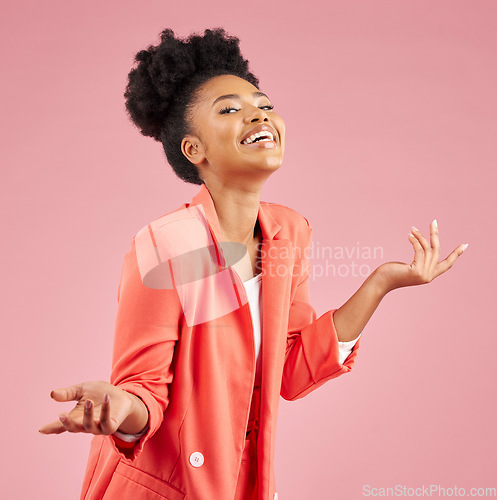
[189,452,204,468]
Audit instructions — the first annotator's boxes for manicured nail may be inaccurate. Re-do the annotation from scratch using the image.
[104,393,110,404]
[59,414,67,422]
[411,226,419,232]
[85,400,92,410]
[433,219,438,231]
[461,243,469,252]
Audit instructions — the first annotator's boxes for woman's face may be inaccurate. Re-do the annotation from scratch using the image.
[181,74,285,187]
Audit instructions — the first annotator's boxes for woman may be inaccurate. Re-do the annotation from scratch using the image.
[39,28,468,500]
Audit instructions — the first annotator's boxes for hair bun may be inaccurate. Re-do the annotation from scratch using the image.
[123,27,260,184]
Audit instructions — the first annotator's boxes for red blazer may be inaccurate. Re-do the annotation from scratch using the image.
[80,183,361,500]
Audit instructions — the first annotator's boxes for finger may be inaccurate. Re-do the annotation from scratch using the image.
[50,384,84,402]
[82,399,100,434]
[429,219,440,275]
[411,225,432,254]
[38,420,67,435]
[56,412,82,433]
[408,232,424,270]
[99,393,117,435]
[433,243,469,278]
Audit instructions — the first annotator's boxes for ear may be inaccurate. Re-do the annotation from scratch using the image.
[181,135,206,165]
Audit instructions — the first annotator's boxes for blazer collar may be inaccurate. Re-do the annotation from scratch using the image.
[189,183,282,242]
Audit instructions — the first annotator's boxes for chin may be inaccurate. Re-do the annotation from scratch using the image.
[265,160,283,171]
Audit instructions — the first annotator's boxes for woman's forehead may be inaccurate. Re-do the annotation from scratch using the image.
[197,75,260,103]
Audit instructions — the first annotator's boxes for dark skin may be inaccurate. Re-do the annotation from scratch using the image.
[39,74,468,438]
[181,74,286,280]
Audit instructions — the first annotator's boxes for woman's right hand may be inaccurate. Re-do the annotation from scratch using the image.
[38,381,140,436]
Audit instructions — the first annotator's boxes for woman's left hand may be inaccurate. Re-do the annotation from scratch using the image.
[375,219,468,293]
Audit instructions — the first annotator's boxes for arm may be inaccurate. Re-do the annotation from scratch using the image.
[38,236,183,457]
[333,270,387,342]
[281,221,362,401]
[334,220,468,342]
[280,219,466,401]
[109,235,183,459]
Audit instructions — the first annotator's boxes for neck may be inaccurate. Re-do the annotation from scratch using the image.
[203,180,262,245]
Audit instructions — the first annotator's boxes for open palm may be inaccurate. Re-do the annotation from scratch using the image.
[39,380,134,436]
[376,219,468,292]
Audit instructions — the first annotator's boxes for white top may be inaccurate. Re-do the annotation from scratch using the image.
[242,272,361,387]
[114,271,361,442]
[242,271,264,388]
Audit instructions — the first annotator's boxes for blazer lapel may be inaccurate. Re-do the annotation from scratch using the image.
[189,183,294,494]
[189,182,293,402]
[189,183,283,241]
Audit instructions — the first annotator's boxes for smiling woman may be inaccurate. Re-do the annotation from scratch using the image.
[180,74,286,192]
[123,28,270,187]
[39,27,468,500]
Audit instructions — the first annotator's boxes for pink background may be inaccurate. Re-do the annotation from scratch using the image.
[2,0,495,498]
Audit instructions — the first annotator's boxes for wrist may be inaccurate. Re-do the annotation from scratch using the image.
[368,265,396,296]
[117,391,149,435]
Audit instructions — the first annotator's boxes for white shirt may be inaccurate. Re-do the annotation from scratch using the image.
[114,271,361,442]
[242,272,361,386]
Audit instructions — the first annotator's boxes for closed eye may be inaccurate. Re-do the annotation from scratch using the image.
[219,104,274,115]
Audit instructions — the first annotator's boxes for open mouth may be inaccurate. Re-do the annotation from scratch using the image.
[241,130,275,145]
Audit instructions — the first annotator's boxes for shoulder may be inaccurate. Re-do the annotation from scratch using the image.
[133,202,193,240]
[261,201,313,242]
[128,202,203,259]
[262,201,312,227]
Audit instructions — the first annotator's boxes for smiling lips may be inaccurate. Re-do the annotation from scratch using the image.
[240,125,278,148]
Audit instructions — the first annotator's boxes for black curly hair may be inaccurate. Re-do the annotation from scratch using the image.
[124,27,260,185]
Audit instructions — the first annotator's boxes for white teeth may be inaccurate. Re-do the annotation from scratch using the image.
[241,130,275,144]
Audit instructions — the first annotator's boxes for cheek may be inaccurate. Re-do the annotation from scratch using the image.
[203,128,234,155]
[273,114,286,135]
[215,124,239,145]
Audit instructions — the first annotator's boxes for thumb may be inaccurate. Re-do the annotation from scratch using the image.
[50,383,84,402]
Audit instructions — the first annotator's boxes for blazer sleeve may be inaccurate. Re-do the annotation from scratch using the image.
[108,235,183,460]
[280,220,361,401]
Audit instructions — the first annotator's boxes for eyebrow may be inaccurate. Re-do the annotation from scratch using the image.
[212,92,269,107]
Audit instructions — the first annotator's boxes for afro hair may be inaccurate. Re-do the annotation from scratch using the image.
[124,27,260,185]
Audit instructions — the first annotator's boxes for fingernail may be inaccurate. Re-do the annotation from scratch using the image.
[411,226,419,232]
[59,414,67,422]
[85,400,91,410]
[104,393,110,404]
[461,243,469,252]
[433,219,438,232]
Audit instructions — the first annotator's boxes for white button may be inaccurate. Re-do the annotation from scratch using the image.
[274,493,279,500]
[189,452,204,467]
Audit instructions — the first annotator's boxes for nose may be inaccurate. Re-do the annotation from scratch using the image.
[244,105,269,123]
